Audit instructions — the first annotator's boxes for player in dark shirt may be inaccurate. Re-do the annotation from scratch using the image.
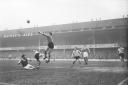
[38,31,54,63]
[33,50,41,68]
[18,54,35,70]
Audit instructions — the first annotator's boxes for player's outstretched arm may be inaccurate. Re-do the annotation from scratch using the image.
[38,31,45,35]
[38,31,49,37]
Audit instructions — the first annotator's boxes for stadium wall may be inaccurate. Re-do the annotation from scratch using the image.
[0,48,127,59]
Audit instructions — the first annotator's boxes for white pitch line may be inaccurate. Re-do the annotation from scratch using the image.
[0,70,24,74]
[76,67,128,73]
[39,66,128,73]
[0,82,17,85]
[0,66,65,74]
[118,77,128,85]
[0,66,127,74]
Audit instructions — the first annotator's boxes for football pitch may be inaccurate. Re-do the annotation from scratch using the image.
[0,59,128,85]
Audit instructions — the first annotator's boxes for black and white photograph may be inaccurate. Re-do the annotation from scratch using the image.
[0,0,128,85]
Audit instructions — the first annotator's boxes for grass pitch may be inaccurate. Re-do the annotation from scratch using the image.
[0,59,128,85]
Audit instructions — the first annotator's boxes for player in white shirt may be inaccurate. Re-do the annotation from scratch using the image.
[82,47,90,65]
[118,46,125,62]
[71,47,82,64]
[18,54,36,70]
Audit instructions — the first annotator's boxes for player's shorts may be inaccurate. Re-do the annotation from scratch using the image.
[119,53,124,58]
[74,56,80,59]
[48,42,54,49]
[83,57,88,59]
[35,53,40,60]
[24,64,35,69]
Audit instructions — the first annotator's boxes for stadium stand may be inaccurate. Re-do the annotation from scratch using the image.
[0,18,127,59]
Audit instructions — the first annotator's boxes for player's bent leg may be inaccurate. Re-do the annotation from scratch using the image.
[83,58,86,64]
[29,64,35,69]
[76,56,81,64]
[36,60,41,67]
[86,58,88,64]
[43,48,49,60]
[84,57,87,65]
[24,64,35,70]
[38,60,41,66]
[45,54,50,63]
[73,57,77,64]
[85,57,88,64]
[78,59,81,64]
[119,53,125,62]
[45,48,52,63]
[43,50,48,59]
[73,60,75,64]
[120,56,124,62]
